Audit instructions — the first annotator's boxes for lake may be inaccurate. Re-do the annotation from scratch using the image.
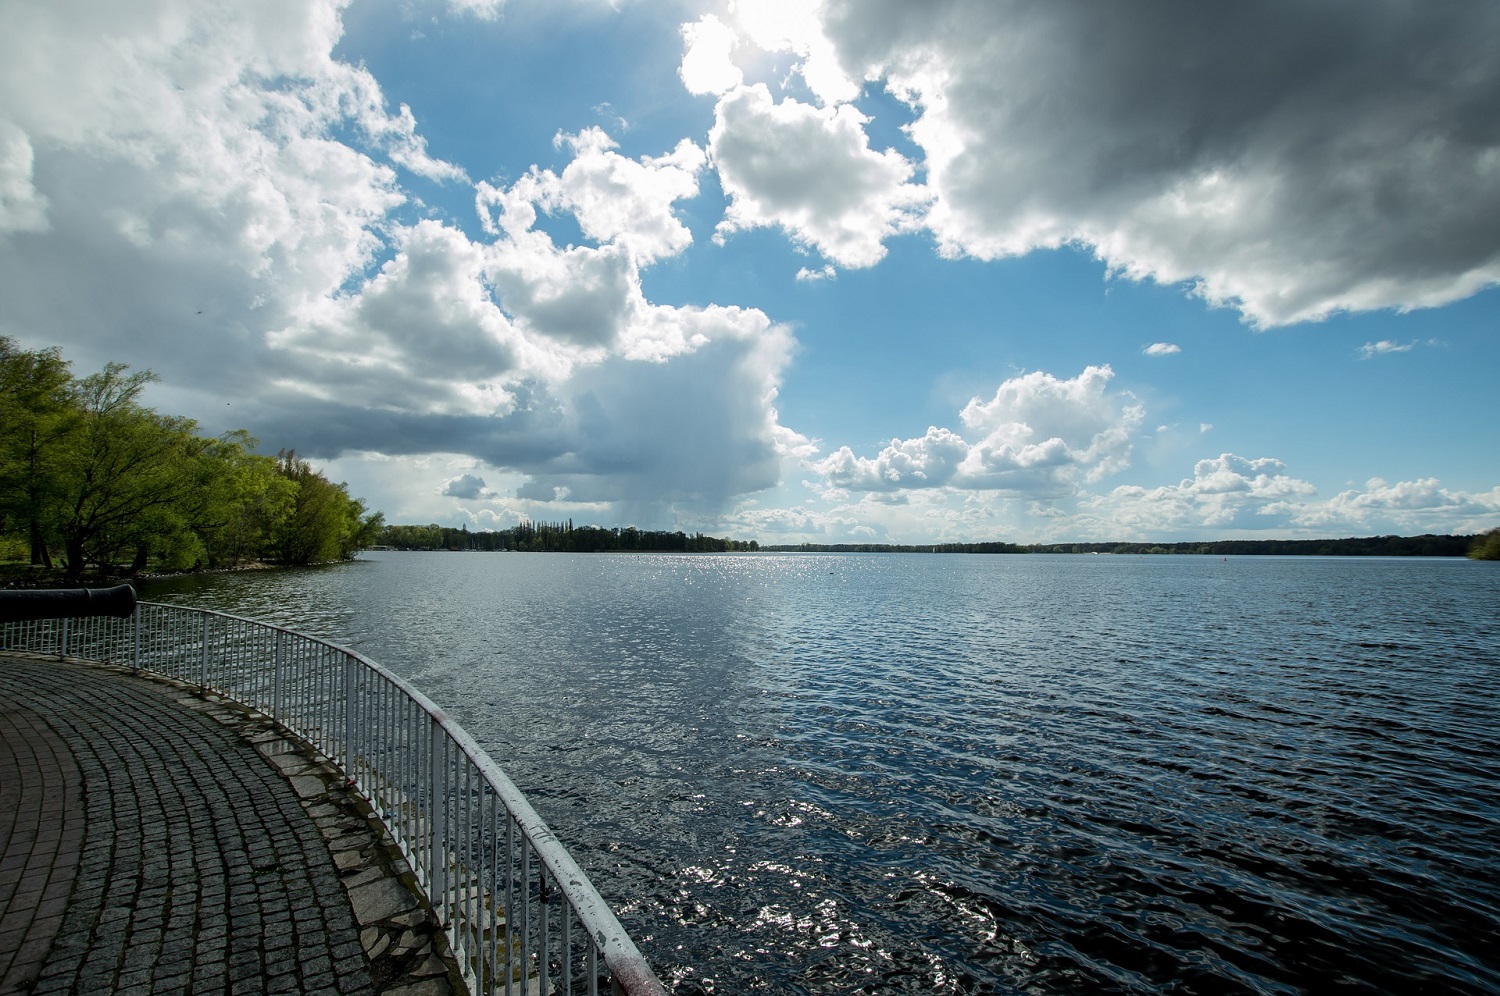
[142,552,1500,994]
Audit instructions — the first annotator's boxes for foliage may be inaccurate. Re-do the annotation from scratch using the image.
[1469,528,1500,560]
[0,339,76,566]
[272,450,384,566]
[377,519,758,553]
[0,339,381,579]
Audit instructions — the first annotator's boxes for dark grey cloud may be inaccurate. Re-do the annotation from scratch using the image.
[820,0,1500,324]
[514,328,789,507]
[441,474,489,499]
[238,381,570,467]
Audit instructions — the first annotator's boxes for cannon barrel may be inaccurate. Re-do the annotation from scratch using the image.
[0,584,138,623]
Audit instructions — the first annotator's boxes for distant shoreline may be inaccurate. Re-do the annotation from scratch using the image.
[758,534,1476,556]
[8,533,1479,589]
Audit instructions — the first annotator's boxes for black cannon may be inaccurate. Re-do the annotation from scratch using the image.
[0,584,138,623]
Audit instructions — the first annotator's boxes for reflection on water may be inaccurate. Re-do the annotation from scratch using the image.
[143,553,1500,994]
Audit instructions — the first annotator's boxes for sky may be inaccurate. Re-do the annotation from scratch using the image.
[2,0,1498,544]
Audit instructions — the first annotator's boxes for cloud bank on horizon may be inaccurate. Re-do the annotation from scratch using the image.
[2,0,1497,543]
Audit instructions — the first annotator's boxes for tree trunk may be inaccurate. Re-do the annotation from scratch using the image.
[64,536,86,582]
[29,519,52,568]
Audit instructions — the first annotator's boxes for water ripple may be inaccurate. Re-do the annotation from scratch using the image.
[145,554,1500,994]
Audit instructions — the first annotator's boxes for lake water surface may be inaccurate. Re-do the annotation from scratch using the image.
[143,553,1500,994]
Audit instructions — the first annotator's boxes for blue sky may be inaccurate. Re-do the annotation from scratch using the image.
[2,0,1497,543]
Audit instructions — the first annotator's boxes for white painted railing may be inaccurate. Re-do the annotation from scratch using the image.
[1,602,667,996]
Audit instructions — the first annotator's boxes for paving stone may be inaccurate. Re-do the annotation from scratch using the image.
[391,909,431,929]
[343,867,385,889]
[412,952,450,978]
[348,877,418,926]
[384,978,454,996]
[364,930,393,961]
[290,774,330,799]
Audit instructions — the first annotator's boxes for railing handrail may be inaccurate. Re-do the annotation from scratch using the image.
[2,601,667,996]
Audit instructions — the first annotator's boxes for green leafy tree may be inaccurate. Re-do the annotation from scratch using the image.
[51,364,205,580]
[271,450,384,565]
[1469,528,1500,561]
[187,431,297,568]
[0,338,78,566]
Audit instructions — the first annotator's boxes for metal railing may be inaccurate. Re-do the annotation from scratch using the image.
[1,602,667,996]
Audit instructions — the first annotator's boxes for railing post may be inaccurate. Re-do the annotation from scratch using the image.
[132,607,140,674]
[273,629,284,726]
[431,713,447,917]
[59,617,68,661]
[345,656,358,785]
[200,612,210,691]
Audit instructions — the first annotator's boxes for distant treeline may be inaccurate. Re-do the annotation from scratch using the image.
[764,534,1480,557]
[377,520,759,553]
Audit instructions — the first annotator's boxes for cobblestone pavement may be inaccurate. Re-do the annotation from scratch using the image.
[0,652,465,996]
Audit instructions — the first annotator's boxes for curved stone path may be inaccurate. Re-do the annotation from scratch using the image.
[0,652,464,996]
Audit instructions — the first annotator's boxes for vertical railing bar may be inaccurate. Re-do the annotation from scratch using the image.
[508,813,517,996]
[429,710,440,904]
[471,769,482,992]
[312,642,320,749]
[325,645,333,757]
[562,900,574,996]
[441,733,451,925]
[451,741,460,929]
[402,683,408,842]
[464,757,474,981]
[451,743,460,943]
[546,870,558,996]
[421,698,430,897]
[291,633,298,726]
[483,783,494,995]
[520,835,531,996]
[313,643,322,751]
[299,640,308,739]
[404,688,414,877]
[271,628,283,726]
[448,731,457,925]
[448,736,458,927]
[434,707,442,906]
[333,647,340,762]
[346,655,355,794]
[383,676,392,826]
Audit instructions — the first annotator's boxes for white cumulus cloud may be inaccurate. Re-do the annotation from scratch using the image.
[533,128,707,264]
[0,121,49,234]
[709,83,925,269]
[816,426,969,492]
[812,365,1144,498]
[679,14,743,96]
[1293,478,1500,533]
